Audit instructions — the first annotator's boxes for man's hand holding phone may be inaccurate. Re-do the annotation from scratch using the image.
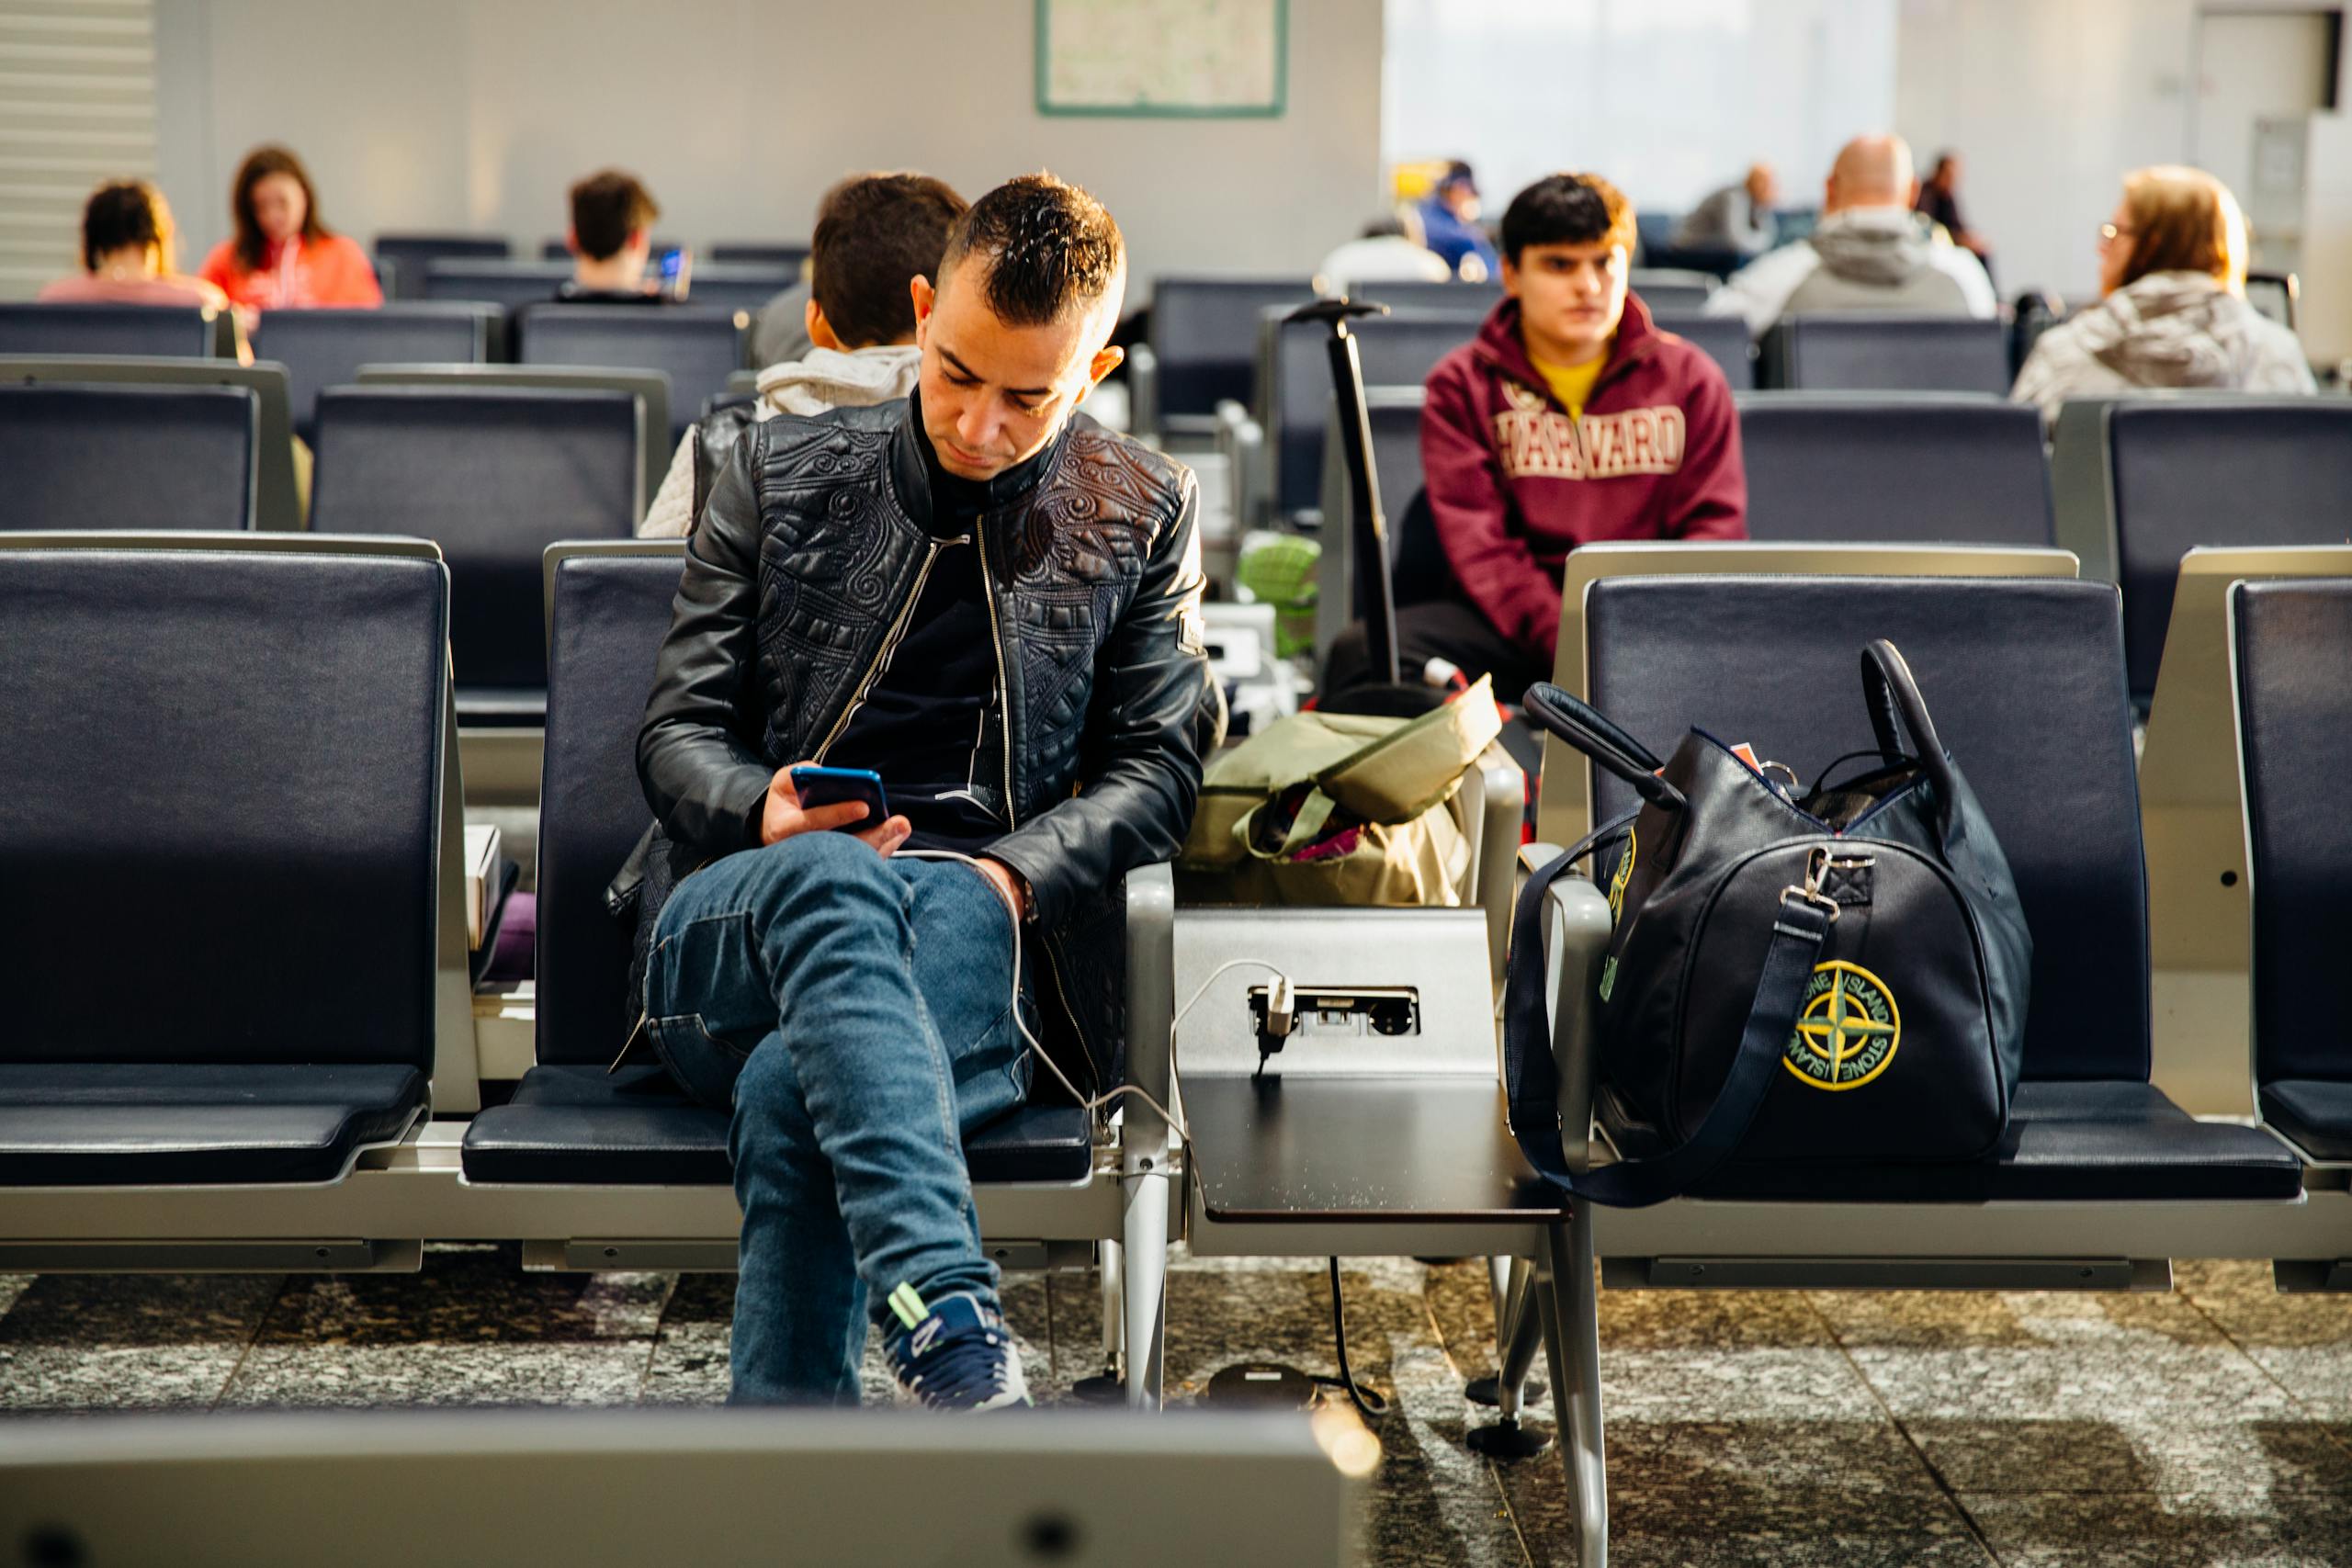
[762,763,910,856]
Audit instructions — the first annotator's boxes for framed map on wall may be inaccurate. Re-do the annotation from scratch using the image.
[1035,0,1288,118]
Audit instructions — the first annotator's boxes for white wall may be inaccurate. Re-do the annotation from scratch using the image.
[151,0,1385,291]
[1895,0,2348,310]
[1383,0,1900,220]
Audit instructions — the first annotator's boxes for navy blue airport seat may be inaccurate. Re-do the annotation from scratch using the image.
[540,238,684,261]
[1651,310,1755,391]
[516,305,747,446]
[0,542,444,1182]
[0,301,220,358]
[421,260,575,317]
[1146,276,1317,427]
[1737,394,2052,546]
[2109,400,2352,705]
[459,548,1094,1187]
[0,382,256,532]
[674,265,794,315]
[1629,269,1719,312]
[1261,308,1476,519]
[1340,278,1497,311]
[709,242,810,271]
[311,386,641,725]
[251,303,499,443]
[1582,573,2300,1201]
[374,232,509,299]
[1763,313,2010,393]
[2232,579,2352,1163]
[1312,389,1454,659]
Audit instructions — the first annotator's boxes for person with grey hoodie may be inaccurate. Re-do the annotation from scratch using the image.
[639,173,967,537]
[1706,135,1994,340]
[2011,164,2312,424]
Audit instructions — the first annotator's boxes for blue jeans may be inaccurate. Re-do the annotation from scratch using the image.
[643,831,1033,1405]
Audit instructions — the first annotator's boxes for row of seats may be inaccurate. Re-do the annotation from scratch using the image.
[0,300,750,446]
[2,536,2343,1452]
[1305,389,2350,706]
[1145,276,2027,438]
[371,231,807,301]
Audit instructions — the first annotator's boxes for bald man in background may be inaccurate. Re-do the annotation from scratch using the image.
[1707,134,1995,338]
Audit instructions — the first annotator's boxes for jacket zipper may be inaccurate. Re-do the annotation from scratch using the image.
[810,540,942,762]
[977,523,1097,1094]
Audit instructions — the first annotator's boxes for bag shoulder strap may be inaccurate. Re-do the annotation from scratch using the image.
[1503,836,1832,1209]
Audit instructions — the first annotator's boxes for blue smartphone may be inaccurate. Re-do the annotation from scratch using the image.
[657,246,691,299]
[788,765,888,828]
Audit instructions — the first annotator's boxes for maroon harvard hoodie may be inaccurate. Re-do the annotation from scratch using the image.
[1419,292,1746,662]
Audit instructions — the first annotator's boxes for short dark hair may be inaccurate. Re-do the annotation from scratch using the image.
[83,179,165,271]
[1499,172,1635,265]
[937,172,1124,327]
[570,170,659,263]
[230,145,328,271]
[809,173,967,349]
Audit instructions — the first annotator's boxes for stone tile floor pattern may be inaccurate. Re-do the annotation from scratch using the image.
[0,1251,2346,1565]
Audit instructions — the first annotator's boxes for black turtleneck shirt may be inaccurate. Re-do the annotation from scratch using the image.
[823,404,1055,853]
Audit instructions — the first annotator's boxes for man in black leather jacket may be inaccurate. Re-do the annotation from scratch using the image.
[632,175,1208,1409]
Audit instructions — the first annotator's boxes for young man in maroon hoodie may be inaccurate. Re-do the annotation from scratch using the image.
[1324,172,1746,700]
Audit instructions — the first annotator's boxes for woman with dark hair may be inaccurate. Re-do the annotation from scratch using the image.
[198,144,380,313]
[2011,164,2312,423]
[40,179,228,311]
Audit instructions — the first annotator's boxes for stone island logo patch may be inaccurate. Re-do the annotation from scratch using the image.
[1783,961,1900,1090]
[1607,828,1636,921]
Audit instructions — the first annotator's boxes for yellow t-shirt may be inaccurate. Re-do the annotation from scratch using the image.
[1529,349,1609,420]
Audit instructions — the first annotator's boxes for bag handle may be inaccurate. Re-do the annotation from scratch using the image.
[1502,828,1832,1208]
[1521,682,1687,813]
[1858,640,1958,835]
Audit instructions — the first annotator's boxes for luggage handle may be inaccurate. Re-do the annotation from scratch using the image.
[1859,640,1958,836]
[1521,682,1687,813]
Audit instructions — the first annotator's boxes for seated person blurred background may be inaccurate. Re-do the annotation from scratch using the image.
[639,171,967,537]
[2011,164,2313,423]
[1915,149,1993,279]
[1706,134,1994,338]
[1413,160,1498,283]
[1323,171,1746,702]
[198,145,379,316]
[1670,162,1781,259]
[42,180,232,314]
[1316,215,1453,296]
[560,169,668,303]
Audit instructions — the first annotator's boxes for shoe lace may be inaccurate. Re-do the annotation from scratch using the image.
[899,1317,1012,1409]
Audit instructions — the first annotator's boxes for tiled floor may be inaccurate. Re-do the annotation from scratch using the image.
[1,1249,2346,1566]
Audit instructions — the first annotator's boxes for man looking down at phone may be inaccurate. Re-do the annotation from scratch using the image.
[630,174,1210,1409]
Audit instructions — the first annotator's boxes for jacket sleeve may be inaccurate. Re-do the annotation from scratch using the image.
[984,470,1212,929]
[1422,355,1560,660]
[1659,360,1747,540]
[2008,333,2067,427]
[1705,244,1812,339]
[636,428,776,859]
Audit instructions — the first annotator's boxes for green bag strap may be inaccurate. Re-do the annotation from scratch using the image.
[1232,787,1340,862]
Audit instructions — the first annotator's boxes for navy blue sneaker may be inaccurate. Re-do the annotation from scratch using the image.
[883,1283,1032,1412]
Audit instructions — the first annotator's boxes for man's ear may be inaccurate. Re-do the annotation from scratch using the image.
[1074,343,1124,404]
[804,297,842,354]
[564,227,582,259]
[1499,255,1521,300]
[910,274,935,340]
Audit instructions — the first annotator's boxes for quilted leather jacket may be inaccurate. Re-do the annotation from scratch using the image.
[627,396,1212,1092]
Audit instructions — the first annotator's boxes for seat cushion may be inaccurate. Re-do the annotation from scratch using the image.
[1679,1080,2303,1201]
[460,1064,1091,1186]
[0,1063,425,1185]
[2259,1080,2352,1162]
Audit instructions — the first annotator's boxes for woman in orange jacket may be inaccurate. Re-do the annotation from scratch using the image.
[198,144,380,316]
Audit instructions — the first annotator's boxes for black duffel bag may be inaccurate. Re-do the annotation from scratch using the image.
[1504,639,2032,1207]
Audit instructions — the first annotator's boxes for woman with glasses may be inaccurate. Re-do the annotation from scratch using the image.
[2011,165,2312,423]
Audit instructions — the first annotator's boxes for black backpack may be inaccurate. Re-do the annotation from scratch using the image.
[1505,640,2032,1206]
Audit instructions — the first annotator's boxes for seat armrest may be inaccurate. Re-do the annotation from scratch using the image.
[1122,863,1177,1141]
[1475,741,1528,984]
[1520,844,1611,1172]
[1214,411,1268,535]
[1127,344,1159,444]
